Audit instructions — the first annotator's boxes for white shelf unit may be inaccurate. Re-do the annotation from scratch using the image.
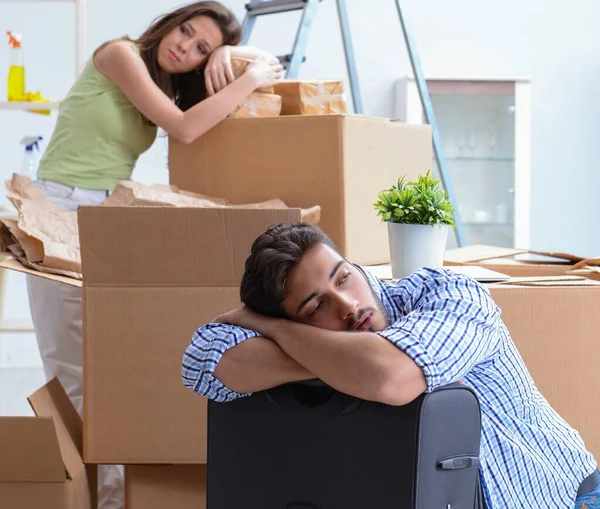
[1,0,85,91]
[396,76,532,250]
[0,101,60,111]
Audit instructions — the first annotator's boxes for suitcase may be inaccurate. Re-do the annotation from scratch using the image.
[207,382,483,509]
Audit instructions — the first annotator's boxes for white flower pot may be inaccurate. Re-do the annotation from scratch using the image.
[387,223,449,279]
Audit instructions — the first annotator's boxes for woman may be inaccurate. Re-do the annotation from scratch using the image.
[26,2,282,508]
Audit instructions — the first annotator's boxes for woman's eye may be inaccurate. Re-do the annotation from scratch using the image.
[180,25,188,35]
[197,45,207,54]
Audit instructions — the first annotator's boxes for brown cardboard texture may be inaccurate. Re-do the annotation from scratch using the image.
[445,244,598,277]
[488,277,600,461]
[0,378,97,509]
[81,206,303,464]
[169,115,432,265]
[126,465,206,509]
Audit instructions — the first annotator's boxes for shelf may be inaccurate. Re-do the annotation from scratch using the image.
[446,157,514,163]
[0,101,59,111]
[0,319,35,333]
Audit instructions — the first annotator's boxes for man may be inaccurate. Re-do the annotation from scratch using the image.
[182,222,599,508]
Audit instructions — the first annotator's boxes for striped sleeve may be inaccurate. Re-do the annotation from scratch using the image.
[181,323,260,402]
[377,268,502,391]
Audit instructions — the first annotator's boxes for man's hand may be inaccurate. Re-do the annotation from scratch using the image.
[214,306,278,337]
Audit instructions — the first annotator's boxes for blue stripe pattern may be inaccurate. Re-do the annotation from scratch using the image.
[181,266,596,507]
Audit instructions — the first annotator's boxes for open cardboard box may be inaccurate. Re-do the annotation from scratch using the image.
[444,244,600,278]
[76,206,305,464]
[169,114,433,265]
[0,378,97,508]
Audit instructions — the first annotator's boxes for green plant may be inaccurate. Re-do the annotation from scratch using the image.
[374,170,455,226]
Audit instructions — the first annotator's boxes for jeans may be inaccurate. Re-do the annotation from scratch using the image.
[575,486,600,509]
[26,179,123,509]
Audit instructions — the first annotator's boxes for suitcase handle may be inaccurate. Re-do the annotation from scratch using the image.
[436,455,480,470]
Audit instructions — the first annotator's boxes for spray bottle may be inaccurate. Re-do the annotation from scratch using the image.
[7,31,25,101]
[20,136,43,183]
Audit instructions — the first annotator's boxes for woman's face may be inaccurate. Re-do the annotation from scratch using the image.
[157,15,223,74]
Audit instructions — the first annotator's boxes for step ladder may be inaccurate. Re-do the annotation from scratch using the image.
[241,0,466,246]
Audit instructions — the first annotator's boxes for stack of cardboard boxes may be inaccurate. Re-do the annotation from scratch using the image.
[1,108,600,506]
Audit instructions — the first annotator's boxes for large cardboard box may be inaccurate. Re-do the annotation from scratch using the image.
[80,206,303,464]
[126,465,206,509]
[445,244,598,278]
[168,115,433,265]
[0,378,97,509]
[489,277,600,460]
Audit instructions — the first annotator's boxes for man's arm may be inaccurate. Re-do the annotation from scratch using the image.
[181,323,313,402]
[264,322,427,406]
[214,336,314,393]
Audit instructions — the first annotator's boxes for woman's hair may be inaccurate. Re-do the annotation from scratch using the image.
[117,2,241,113]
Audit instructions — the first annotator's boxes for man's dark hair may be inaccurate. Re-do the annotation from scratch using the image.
[240,223,340,318]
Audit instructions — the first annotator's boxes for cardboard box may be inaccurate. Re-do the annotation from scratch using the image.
[0,378,97,509]
[445,244,599,278]
[169,115,433,265]
[80,206,303,464]
[488,276,600,461]
[126,465,206,509]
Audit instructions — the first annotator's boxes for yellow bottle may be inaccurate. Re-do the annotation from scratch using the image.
[7,31,25,101]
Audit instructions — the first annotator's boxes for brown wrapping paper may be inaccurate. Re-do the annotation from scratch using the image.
[231,57,274,94]
[229,92,282,118]
[229,57,281,118]
[1,176,321,279]
[274,80,346,115]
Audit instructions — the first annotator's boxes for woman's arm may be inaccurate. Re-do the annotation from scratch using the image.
[229,45,279,63]
[94,41,281,144]
[204,45,280,96]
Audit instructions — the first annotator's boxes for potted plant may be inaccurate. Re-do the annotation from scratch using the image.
[374,171,455,278]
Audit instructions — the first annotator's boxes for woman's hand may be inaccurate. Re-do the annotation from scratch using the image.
[204,46,235,96]
[246,58,284,91]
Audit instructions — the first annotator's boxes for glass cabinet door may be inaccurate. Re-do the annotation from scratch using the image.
[396,78,531,249]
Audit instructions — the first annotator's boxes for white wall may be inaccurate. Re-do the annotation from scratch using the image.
[1,0,600,412]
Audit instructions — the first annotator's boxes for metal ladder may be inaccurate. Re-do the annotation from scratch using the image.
[241,0,466,246]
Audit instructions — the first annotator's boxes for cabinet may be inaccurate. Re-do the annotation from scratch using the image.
[396,77,531,249]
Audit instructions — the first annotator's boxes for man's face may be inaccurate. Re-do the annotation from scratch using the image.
[281,244,390,332]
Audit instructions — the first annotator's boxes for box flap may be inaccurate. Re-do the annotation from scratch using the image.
[0,257,82,287]
[78,207,302,287]
[444,245,587,264]
[27,378,85,479]
[0,417,66,482]
[493,275,600,287]
[444,245,529,264]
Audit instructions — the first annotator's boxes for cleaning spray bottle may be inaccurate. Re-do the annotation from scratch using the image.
[7,31,25,101]
[20,136,43,183]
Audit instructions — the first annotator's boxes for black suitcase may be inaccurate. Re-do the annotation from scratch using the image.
[207,382,483,509]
